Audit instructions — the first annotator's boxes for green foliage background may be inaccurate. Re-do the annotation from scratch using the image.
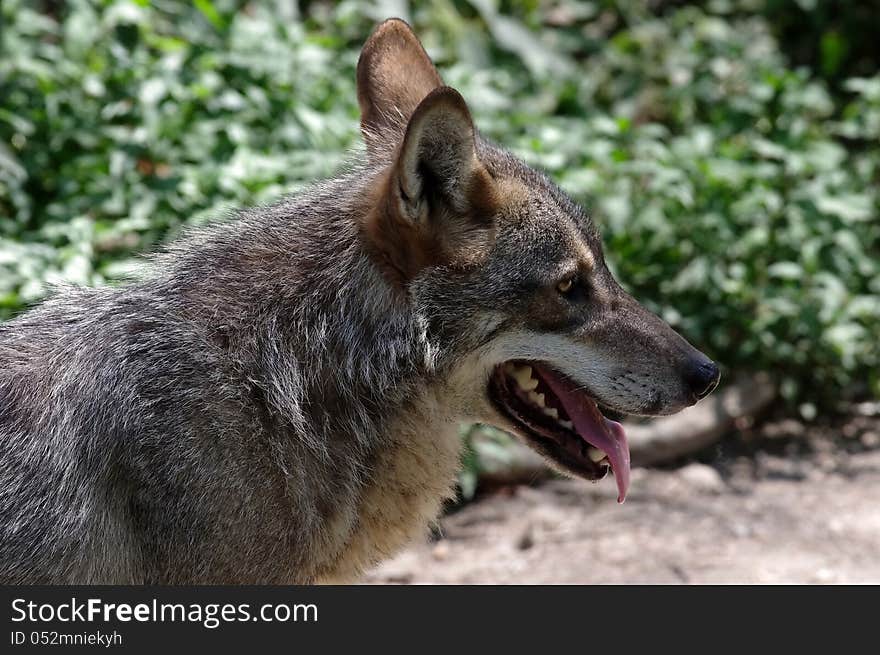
[2,0,879,408]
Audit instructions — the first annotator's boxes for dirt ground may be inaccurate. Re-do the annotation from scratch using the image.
[366,413,880,584]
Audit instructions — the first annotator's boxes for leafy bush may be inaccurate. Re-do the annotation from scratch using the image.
[1,0,359,309]
[1,0,878,405]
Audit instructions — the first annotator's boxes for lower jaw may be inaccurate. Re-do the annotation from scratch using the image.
[518,430,611,482]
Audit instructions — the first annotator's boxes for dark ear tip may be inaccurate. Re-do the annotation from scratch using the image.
[401,87,477,164]
[415,86,471,118]
[360,18,419,59]
[375,17,415,33]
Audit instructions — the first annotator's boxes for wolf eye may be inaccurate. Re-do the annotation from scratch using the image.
[556,277,575,295]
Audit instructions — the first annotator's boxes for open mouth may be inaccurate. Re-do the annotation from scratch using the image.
[488,361,631,502]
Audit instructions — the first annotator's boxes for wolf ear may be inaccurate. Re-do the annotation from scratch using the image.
[364,86,498,287]
[357,18,443,155]
[394,87,493,220]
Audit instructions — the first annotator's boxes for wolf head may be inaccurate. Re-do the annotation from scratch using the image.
[356,20,719,501]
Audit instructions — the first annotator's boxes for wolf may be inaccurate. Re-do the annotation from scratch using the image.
[0,19,719,583]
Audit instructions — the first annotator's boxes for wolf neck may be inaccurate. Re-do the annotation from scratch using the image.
[162,167,447,447]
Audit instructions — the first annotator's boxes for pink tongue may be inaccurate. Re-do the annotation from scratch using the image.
[536,366,631,503]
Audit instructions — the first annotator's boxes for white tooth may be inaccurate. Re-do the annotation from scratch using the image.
[588,447,607,463]
[511,365,538,391]
[515,373,538,391]
[558,419,574,430]
[543,407,559,419]
[528,392,546,407]
[505,362,538,391]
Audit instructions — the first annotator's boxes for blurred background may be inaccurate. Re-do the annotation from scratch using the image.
[2,0,879,582]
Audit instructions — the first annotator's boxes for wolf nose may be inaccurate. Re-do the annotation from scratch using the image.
[686,359,720,400]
